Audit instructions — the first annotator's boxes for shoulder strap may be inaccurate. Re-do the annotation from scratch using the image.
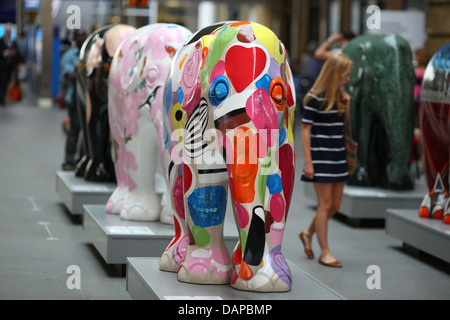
[344,110,352,136]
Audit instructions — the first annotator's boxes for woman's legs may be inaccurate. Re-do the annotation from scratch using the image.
[301,182,345,263]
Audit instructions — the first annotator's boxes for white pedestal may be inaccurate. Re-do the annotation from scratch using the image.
[55,170,116,215]
[126,257,346,300]
[385,209,450,263]
[83,205,239,265]
[56,170,168,215]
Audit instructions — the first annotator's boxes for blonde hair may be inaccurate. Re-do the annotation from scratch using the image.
[303,53,353,114]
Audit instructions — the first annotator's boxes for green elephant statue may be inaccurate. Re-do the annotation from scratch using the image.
[343,34,416,190]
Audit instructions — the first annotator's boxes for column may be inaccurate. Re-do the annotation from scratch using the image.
[198,1,217,30]
[340,0,352,32]
[319,0,330,41]
[289,0,301,61]
[16,0,24,35]
[254,1,273,29]
[217,2,229,22]
[425,0,450,57]
[149,0,158,24]
[329,0,341,35]
[299,0,310,56]
[39,0,53,109]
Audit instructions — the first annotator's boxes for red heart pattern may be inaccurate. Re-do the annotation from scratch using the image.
[225,46,266,93]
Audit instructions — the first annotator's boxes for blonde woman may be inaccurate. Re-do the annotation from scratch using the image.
[299,53,353,268]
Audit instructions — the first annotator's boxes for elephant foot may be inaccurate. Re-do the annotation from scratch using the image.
[84,159,116,183]
[419,192,448,220]
[419,173,449,220]
[443,198,450,225]
[74,154,89,177]
[177,247,232,285]
[120,191,162,221]
[159,209,173,225]
[106,186,129,214]
[349,167,372,186]
[159,234,189,272]
[159,192,174,225]
[231,245,292,293]
[384,163,415,190]
[159,251,180,273]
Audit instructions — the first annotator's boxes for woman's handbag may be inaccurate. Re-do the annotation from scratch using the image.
[344,112,358,176]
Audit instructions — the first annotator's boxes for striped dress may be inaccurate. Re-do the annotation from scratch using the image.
[301,93,349,183]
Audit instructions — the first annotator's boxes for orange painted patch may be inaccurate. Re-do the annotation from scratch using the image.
[231,21,251,27]
[231,127,258,203]
[238,260,253,281]
[179,53,188,70]
[201,47,208,70]
[419,207,429,218]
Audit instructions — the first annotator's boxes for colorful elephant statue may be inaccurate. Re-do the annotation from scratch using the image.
[75,25,114,178]
[159,21,296,292]
[107,23,192,222]
[343,34,416,189]
[77,24,136,182]
[418,43,450,224]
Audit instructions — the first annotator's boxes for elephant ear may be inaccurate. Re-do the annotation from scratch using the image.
[118,38,142,93]
[86,35,104,78]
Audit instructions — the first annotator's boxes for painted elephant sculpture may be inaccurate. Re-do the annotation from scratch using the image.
[343,34,416,189]
[75,24,136,182]
[159,21,296,292]
[75,25,114,178]
[418,43,450,224]
[107,23,192,222]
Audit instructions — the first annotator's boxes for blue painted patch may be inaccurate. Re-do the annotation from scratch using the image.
[209,76,229,106]
[266,174,282,194]
[278,127,286,146]
[163,79,172,115]
[188,186,227,228]
[256,74,272,93]
[177,87,184,105]
[163,121,170,150]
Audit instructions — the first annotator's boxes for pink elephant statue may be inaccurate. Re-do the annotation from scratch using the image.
[107,24,192,222]
[419,42,450,224]
[159,21,296,292]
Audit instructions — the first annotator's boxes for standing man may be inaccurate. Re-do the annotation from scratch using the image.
[61,29,87,170]
[0,23,19,106]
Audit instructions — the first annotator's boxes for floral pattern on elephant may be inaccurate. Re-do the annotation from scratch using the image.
[159,21,296,293]
[107,24,192,222]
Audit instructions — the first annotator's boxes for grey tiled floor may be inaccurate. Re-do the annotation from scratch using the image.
[0,90,448,300]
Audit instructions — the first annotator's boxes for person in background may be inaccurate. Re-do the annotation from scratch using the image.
[314,31,356,61]
[299,53,353,268]
[413,48,429,126]
[0,23,19,106]
[61,29,87,170]
[297,41,323,113]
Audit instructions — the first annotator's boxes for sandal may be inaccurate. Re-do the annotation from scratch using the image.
[318,257,342,268]
[299,232,314,259]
